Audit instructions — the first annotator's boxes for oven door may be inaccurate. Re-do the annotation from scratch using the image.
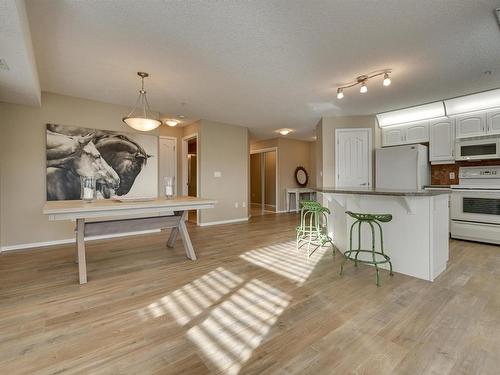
[455,138,500,161]
[451,189,500,224]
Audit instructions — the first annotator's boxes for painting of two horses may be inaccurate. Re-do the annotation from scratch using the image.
[46,123,158,201]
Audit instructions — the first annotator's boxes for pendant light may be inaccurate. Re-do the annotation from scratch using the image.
[123,72,162,131]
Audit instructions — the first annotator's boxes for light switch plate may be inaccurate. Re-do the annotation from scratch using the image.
[242,202,246,208]
[449,172,455,180]
[214,171,222,178]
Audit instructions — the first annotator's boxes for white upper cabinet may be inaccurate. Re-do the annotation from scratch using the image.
[454,112,486,138]
[382,121,429,147]
[406,121,429,143]
[382,126,405,146]
[429,118,455,162]
[486,108,500,135]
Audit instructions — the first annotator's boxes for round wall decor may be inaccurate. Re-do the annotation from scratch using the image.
[295,166,308,187]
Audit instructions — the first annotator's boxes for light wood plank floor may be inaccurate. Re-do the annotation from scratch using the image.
[1,213,499,374]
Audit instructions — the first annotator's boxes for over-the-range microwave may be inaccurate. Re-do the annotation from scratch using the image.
[455,137,500,161]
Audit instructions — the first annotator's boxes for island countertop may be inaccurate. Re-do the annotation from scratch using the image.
[313,187,449,196]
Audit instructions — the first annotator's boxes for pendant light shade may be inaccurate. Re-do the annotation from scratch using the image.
[123,72,162,131]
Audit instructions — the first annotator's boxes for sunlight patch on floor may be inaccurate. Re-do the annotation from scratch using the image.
[138,267,243,324]
[240,240,328,285]
[187,279,291,375]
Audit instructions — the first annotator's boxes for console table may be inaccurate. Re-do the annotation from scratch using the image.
[286,187,317,212]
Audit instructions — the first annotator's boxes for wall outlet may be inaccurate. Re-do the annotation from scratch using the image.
[242,202,246,208]
[214,171,222,178]
[235,202,239,208]
[449,172,456,180]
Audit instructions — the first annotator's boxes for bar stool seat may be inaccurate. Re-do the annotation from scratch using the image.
[340,211,393,286]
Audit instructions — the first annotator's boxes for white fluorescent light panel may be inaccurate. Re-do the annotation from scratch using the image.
[444,89,500,115]
[376,89,500,127]
[376,102,445,127]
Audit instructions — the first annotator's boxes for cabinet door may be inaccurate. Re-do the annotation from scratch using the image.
[406,121,429,143]
[430,119,455,162]
[487,108,500,135]
[382,126,405,147]
[455,112,486,138]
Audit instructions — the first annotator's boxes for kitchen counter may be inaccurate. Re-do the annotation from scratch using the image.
[317,189,449,282]
[314,187,449,196]
[424,185,452,190]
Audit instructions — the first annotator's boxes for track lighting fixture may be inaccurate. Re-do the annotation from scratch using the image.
[336,69,391,99]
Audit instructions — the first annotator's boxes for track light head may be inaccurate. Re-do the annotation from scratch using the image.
[383,72,391,87]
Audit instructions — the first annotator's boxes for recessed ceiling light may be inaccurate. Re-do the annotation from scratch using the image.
[165,119,179,127]
[277,128,293,136]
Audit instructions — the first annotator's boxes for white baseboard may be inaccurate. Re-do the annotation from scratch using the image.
[0,229,161,252]
[199,217,249,227]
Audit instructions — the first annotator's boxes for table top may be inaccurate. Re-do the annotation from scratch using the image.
[314,187,450,197]
[286,187,316,193]
[43,196,217,220]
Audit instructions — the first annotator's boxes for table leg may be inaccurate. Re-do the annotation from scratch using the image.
[167,227,179,247]
[178,211,197,260]
[76,218,87,284]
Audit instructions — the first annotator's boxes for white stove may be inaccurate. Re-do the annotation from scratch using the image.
[450,166,500,244]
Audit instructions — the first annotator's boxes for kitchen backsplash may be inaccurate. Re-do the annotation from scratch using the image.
[431,160,500,185]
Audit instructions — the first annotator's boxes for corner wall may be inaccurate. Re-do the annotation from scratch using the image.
[198,120,249,224]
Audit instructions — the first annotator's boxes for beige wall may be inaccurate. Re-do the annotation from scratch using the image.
[0,93,252,246]
[277,138,314,210]
[0,92,160,248]
[198,120,249,224]
[250,137,315,211]
[318,115,377,188]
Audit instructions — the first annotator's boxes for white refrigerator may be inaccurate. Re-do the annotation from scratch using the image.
[375,144,430,190]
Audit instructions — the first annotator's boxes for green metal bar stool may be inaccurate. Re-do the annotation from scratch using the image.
[296,200,321,246]
[340,211,394,286]
[297,203,335,257]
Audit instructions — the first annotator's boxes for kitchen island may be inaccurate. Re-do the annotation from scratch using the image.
[315,187,450,281]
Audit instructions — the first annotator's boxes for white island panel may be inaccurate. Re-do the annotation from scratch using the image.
[321,192,449,281]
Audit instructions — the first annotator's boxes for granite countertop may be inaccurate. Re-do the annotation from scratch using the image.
[313,187,450,196]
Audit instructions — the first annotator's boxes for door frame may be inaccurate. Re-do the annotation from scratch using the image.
[159,136,178,196]
[250,147,279,212]
[182,133,199,198]
[335,128,372,188]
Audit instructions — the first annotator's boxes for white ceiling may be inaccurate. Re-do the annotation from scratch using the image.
[0,0,40,106]
[8,0,500,139]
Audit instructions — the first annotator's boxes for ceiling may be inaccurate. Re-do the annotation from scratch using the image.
[4,0,500,140]
[0,0,40,106]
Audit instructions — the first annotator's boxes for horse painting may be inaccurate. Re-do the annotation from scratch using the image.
[46,124,158,201]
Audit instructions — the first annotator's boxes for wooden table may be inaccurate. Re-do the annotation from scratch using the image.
[43,197,217,284]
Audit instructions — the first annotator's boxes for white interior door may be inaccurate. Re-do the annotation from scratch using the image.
[335,128,372,188]
[159,137,177,196]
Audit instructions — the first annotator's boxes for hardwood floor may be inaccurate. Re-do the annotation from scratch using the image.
[1,213,499,374]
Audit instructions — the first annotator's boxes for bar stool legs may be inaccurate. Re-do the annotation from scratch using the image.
[340,211,394,286]
[296,202,335,257]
